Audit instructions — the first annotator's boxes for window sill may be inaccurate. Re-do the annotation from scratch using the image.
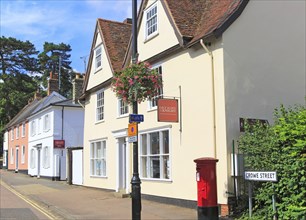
[147,107,157,112]
[144,32,159,43]
[90,175,107,179]
[141,178,172,183]
[117,114,129,119]
[95,120,105,125]
[94,67,103,74]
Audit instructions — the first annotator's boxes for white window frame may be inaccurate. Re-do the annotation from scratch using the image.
[118,98,129,117]
[95,45,102,71]
[16,125,20,139]
[10,147,14,164]
[22,123,26,137]
[43,114,50,132]
[145,2,158,40]
[11,128,14,140]
[139,128,171,180]
[38,118,41,134]
[90,140,107,177]
[31,121,36,136]
[43,146,50,169]
[96,90,105,122]
[148,66,163,110]
[21,145,25,164]
[30,148,35,169]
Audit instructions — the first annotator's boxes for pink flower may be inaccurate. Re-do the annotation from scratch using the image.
[129,78,134,86]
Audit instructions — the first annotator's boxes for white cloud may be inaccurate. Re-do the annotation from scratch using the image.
[0,0,140,72]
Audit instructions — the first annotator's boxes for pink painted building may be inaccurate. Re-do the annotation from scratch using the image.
[6,96,43,173]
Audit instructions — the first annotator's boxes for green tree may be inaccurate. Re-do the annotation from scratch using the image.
[0,36,38,123]
[38,42,76,98]
[238,105,306,219]
[0,36,39,154]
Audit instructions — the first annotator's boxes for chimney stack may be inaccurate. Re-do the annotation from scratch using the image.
[48,72,59,95]
[34,89,42,100]
[123,18,132,24]
[72,73,84,104]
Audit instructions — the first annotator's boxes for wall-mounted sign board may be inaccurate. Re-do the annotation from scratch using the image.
[158,99,179,122]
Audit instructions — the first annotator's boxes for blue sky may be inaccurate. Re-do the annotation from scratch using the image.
[0,0,139,73]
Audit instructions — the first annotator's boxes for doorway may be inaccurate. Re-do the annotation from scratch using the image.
[15,147,19,172]
[118,138,127,193]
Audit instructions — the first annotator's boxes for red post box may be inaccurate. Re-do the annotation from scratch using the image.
[194,157,219,220]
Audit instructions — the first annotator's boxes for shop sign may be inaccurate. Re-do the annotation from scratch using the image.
[158,99,179,122]
[54,140,65,148]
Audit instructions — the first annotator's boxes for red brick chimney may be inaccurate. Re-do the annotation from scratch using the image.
[123,18,132,24]
[48,72,59,95]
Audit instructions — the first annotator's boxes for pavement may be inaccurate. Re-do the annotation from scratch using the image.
[0,169,198,220]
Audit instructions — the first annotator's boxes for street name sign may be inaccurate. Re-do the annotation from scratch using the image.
[245,171,277,182]
[129,114,144,123]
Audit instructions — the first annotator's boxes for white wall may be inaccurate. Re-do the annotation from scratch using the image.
[223,0,306,193]
[53,106,84,147]
[28,106,84,178]
[138,0,179,62]
[3,131,8,150]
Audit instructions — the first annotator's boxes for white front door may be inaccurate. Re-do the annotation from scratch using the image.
[72,149,83,185]
[118,138,127,193]
[15,147,19,172]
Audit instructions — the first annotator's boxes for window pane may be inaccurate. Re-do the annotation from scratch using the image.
[102,142,106,157]
[150,156,160,178]
[96,159,102,176]
[163,156,170,179]
[90,159,94,175]
[150,132,159,154]
[90,143,94,158]
[162,131,169,154]
[141,134,147,155]
[102,159,106,176]
[141,157,147,177]
[96,142,102,158]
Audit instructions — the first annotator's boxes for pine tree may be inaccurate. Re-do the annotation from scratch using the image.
[38,42,76,98]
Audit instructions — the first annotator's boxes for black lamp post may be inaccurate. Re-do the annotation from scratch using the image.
[131,0,141,219]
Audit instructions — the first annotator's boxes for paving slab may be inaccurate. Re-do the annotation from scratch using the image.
[0,170,197,219]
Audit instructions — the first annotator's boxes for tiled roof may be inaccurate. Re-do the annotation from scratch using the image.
[163,0,248,45]
[5,98,43,129]
[98,18,132,73]
[82,19,131,96]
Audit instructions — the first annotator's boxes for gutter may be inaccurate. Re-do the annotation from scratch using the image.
[200,39,217,159]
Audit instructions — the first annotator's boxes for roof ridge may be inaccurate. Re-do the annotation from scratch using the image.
[98,18,132,26]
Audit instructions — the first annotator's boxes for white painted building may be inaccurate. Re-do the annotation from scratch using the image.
[28,95,84,180]
[2,131,8,168]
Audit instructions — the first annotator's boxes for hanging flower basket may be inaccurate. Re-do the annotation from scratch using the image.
[111,62,162,104]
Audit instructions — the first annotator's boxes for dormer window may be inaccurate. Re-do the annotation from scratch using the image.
[95,45,102,71]
[145,3,158,40]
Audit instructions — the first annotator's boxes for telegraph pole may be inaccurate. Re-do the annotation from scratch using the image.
[131,0,141,219]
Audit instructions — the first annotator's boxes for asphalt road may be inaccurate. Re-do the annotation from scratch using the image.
[0,181,50,220]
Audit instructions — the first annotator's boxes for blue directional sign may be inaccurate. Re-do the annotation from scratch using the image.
[129,114,144,123]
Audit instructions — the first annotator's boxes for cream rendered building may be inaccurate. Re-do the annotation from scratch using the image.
[81,0,305,216]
